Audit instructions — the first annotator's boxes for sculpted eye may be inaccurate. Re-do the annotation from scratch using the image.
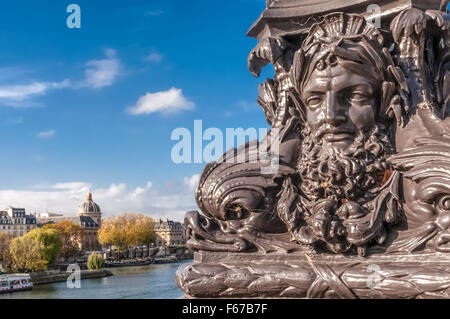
[347,92,368,102]
[306,96,322,108]
[438,196,450,212]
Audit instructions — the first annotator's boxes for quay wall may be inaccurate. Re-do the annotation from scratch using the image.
[30,269,112,285]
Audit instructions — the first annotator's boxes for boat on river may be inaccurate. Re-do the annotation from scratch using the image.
[153,256,178,264]
[0,274,33,294]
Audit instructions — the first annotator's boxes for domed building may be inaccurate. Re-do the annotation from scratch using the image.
[78,192,102,227]
[37,192,102,252]
[77,192,102,251]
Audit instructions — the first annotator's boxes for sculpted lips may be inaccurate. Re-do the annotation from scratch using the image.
[318,128,355,142]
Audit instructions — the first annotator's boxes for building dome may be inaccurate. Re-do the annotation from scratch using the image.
[78,192,101,214]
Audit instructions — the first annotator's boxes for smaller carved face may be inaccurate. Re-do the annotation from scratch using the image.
[302,62,379,153]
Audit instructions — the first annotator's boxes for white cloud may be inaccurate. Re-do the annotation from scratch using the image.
[0,174,201,222]
[127,87,195,115]
[48,182,91,190]
[0,79,70,104]
[184,174,200,191]
[0,49,121,107]
[144,52,163,63]
[36,130,55,138]
[80,49,120,89]
[0,83,47,100]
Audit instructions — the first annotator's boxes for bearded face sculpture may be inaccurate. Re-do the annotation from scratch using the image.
[184,10,449,257]
[297,45,394,203]
[286,14,402,255]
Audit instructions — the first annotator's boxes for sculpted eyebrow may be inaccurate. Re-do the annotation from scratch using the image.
[303,83,373,96]
[302,82,329,94]
[333,81,373,94]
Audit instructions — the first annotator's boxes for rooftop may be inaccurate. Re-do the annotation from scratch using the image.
[37,215,99,229]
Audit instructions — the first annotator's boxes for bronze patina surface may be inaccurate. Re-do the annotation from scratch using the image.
[176,0,450,298]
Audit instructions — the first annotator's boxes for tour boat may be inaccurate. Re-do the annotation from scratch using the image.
[0,274,33,294]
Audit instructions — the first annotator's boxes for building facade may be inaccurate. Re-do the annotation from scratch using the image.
[0,207,37,237]
[37,192,102,252]
[36,212,64,218]
[154,218,186,247]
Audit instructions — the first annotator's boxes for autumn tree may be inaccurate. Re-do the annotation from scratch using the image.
[25,228,62,265]
[43,221,83,260]
[9,236,47,271]
[0,233,13,271]
[99,216,127,251]
[99,213,156,255]
[87,253,105,270]
[125,213,156,246]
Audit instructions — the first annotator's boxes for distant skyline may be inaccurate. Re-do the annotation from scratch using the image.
[0,0,272,220]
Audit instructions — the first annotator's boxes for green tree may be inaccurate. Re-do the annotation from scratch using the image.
[0,233,13,272]
[9,236,47,271]
[25,228,62,265]
[87,253,105,270]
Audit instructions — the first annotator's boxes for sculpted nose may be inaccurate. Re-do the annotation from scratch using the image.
[324,92,346,126]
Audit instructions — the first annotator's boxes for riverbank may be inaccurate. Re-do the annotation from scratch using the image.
[30,269,113,285]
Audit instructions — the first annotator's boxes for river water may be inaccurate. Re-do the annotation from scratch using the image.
[0,261,189,299]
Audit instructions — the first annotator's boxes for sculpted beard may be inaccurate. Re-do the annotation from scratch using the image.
[298,123,394,204]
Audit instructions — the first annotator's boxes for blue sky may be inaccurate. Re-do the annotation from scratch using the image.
[0,0,273,219]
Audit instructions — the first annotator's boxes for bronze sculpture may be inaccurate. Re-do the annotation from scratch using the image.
[176,0,450,298]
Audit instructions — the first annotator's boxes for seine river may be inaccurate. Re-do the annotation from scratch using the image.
[0,261,189,299]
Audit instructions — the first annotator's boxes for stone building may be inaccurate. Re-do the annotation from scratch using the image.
[37,192,102,252]
[154,218,186,247]
[77,192,102,227]
[0,207,37,237]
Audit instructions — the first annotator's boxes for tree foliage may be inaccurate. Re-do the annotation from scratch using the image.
[87,253,105,270]
[25,228,62,265]
[0,233,13,271]
[9,236,47,271]
[99,213,155,251]
[43,220,83,259]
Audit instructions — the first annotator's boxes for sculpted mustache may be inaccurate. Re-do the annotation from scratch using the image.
[314,126,356,139]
